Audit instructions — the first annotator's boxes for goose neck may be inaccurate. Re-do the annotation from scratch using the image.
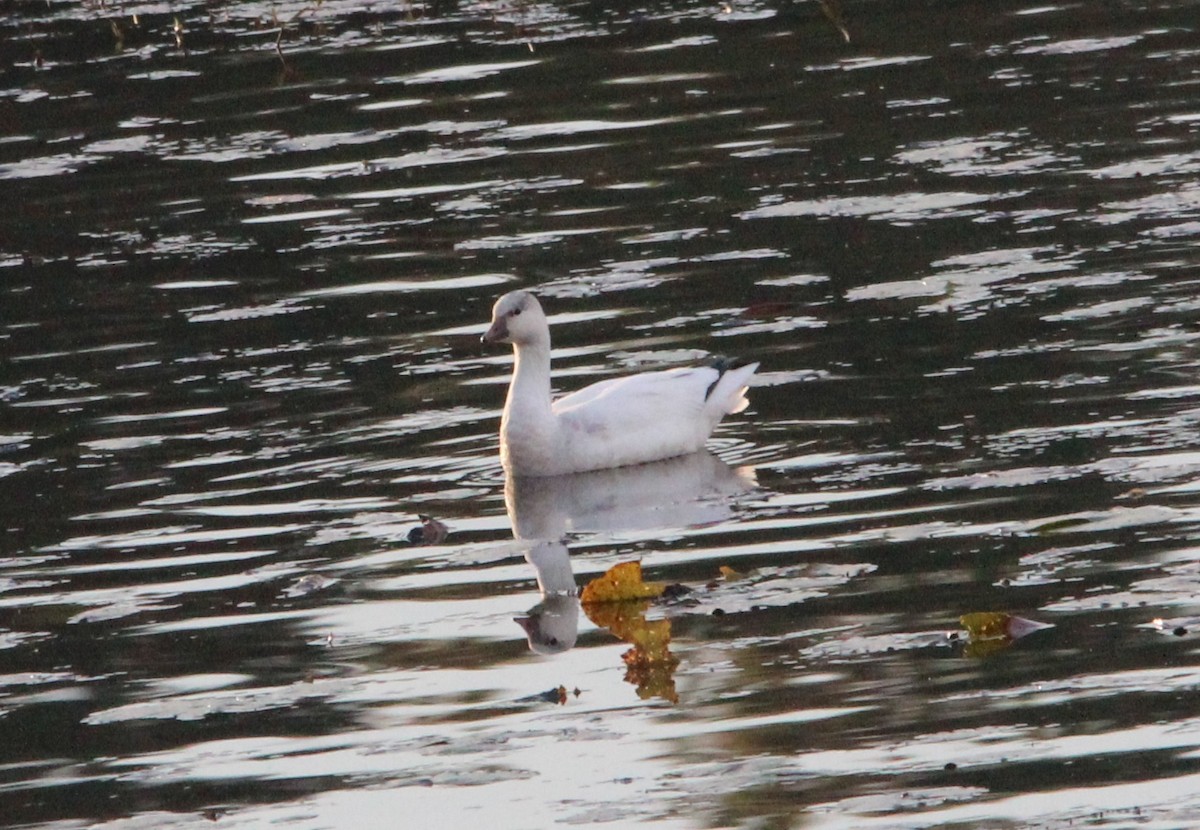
[508,341,553,413]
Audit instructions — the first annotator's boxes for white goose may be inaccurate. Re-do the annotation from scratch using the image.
[482,290,758,477]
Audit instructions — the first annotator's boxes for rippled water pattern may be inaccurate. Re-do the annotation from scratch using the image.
[5,0,1200,827]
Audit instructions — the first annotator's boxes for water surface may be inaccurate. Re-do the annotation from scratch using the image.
[4,0,1200,827]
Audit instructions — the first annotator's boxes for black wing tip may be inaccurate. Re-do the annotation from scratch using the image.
[704,355,754,401]
[708,355,753,373]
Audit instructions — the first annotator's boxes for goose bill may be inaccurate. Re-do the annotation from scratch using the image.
[482,318,510,344]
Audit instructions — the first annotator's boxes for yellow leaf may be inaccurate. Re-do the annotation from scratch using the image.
[960,612,1012,641]
[580,561,665,604]
[961,612,1050,641]
[960,612,1051,657]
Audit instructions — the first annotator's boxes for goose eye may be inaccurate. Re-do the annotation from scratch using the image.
[511,308,522,317]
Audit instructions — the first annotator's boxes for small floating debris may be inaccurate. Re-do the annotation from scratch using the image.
[1030,516,1092,534]
[819,0,852,43]
[282,573,338,598]
[407,514,449,545]
[1142,616,1200,636]
[516,685,580,705]
[707,563,756,589]
[661,583,693,601]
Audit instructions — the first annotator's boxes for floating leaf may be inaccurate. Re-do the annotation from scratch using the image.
[1030,517,1091,534]
[959,611,1052,657]
[662,583,693,600]
[407,514,448,545]
[282,573,337,598]
[516,685,577,705]
[580,561,665,604]
[960,611,1013,641]
[718,565,750,581]
[818,0,851,43]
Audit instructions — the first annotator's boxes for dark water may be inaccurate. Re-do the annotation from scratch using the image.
[5,0,1200,827]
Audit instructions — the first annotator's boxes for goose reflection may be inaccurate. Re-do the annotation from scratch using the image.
[513,541,578,654]
[507,451,755,654]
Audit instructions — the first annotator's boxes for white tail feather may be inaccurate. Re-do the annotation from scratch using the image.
[707,362,759,418]
[728,388,750,414]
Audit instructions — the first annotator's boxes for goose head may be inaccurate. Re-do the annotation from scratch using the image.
[482,290,549,347]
